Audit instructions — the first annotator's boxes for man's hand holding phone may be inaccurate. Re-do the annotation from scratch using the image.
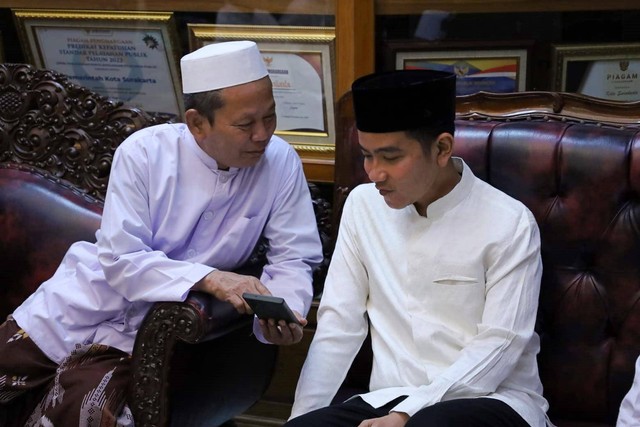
[243,293,308,345]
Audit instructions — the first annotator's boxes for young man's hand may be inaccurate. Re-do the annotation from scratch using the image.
[258,311,308,345]
[358,412,410,427]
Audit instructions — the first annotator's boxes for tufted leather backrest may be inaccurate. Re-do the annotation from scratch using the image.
[334,91,640,426]
[0,63,160,320]
[0,168,102,319]
[456,120,640,425]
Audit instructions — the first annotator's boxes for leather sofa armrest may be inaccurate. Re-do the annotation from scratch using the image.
[128,291,251,426]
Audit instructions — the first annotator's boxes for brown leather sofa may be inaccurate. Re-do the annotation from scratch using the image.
[3,60,639,427]
[332,90,640,427]
[0,63,330,427]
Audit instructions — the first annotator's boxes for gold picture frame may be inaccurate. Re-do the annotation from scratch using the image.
[387,41,530,95]
[551,43,640,101]
[13,9,184,121]
[188,24,336,181]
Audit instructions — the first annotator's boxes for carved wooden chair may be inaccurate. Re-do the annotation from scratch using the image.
[0,63,331,427]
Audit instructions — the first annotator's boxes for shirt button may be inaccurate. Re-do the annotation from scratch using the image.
[219,175,228,183]
[186,249,197,258]
[203,211,213,221]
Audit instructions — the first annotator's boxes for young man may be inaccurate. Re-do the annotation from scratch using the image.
[286,70,549,426]
[0,41,322,426]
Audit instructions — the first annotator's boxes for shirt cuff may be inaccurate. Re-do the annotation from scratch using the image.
[391,378,451,416]
[181,263,216,300]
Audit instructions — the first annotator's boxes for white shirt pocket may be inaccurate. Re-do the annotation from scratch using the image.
[413,263,486,333]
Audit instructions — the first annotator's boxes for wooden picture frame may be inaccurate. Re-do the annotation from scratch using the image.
[551,43,640,101]
[188,24,336,182]
[13,9,184,121]
[386,41,530,95]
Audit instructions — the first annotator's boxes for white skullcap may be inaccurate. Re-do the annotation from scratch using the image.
[180,40,268,94]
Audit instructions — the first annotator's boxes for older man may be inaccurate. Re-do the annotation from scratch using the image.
[0,41,322,426]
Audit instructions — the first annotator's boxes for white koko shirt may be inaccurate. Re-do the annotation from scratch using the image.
[291,158,549,426]
[617,355,640,426]
[13,123,322,363]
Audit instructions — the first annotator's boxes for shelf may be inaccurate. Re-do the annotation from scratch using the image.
[2,0,334,14]
[5,0,637,15]
[376,0,640,14]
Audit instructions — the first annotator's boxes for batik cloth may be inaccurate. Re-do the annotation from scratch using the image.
[0,318,132,427]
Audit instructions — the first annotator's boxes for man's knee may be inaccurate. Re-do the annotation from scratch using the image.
[406,403,456,427]
[27,345,131,425]
[284,410,335,427]
[406,398,528,427]
[283,415,306,427]
[284,415,328,427]
[58,349,131,409]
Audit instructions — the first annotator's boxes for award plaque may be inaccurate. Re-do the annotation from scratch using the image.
[14,10,183,121]
[187,23,336,170]
[552,43,640,102]
[386,41,530,96]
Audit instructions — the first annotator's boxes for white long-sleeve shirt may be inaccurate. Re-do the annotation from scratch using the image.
[13,123,323,363]
[617,356,640,426]
[291,158,549,426]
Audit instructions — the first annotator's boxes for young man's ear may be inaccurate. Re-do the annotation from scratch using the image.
[185,109,208,141]
[435,132,454,167]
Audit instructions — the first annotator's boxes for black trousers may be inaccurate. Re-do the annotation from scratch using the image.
[285,395,531,427]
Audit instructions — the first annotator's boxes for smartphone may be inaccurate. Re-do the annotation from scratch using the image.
[242,293,301,325]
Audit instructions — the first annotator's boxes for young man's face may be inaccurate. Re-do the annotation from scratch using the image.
[359,130,453,215]
[193,76,277,169]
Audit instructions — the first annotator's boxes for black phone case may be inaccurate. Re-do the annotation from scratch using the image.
[242,293,300,324]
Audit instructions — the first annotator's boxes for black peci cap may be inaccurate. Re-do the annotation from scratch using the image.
[351,69,456,134]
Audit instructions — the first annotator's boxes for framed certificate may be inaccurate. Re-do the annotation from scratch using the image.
[552,43,640,101]
[13,9,184,121]
[188,23,336,175]
[387,41,530,95]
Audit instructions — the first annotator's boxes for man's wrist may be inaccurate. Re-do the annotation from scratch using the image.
[192,269,219,292]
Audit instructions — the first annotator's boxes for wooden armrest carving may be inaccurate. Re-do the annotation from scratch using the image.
[128,294,208,426]
[309,182,332,294]
[129,292,251,427]
[0,63,163,202]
